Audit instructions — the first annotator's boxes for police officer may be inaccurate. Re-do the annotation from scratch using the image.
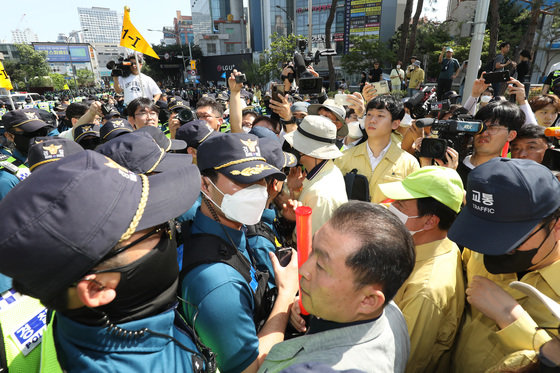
[0,109,54,200]
[179,133,299,373]
[0,150,212,372]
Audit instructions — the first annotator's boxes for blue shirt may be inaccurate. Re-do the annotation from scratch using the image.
[180,209,259,373]
[0,148,27,201]
[55,308,201,373]
[247,208,280,288]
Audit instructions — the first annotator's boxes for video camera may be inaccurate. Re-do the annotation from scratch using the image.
[176,107,196,125]
[416,117,486,162]
[106,57,132,78]
[291,39,336,95]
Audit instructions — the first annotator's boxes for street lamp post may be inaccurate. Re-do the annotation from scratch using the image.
[276,5,294,36]
[66,28,88,91]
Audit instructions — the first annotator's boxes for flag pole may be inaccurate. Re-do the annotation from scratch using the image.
[134,50,146,100]
[6,90,15,111]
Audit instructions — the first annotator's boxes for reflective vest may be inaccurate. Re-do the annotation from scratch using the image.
[0,154,30,181]
[548,70,560,95]
[0,289,48,373]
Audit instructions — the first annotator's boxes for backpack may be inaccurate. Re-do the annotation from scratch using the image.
[343,169,370,202]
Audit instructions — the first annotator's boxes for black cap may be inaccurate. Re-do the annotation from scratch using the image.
[448,158,560,255]
[197,133,285,183]
[73,124,101,143]
[28,137,84,172]
[96,131,192,174]
[0,150,201,301]
[175,120,219,149]
[100,118,134,142]
[1,109,51,132]
[168,98,189,112]
[103,109,121,121]
[135,125,186,151]
[258,137,297,170]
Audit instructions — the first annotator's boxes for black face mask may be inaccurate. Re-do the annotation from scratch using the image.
[483,248,540,274]
[294,117,304,126]
[13,128,49,156]
[484,225,555,274]
[63,227,179,325]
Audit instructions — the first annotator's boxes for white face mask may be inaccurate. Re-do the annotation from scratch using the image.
[242,126,251,133]
[347,121,363,138]
[480,95,492,103]
[401,113,413,126]
[396,65,401,69]
[388,204,424,235]
[204,179,268,225]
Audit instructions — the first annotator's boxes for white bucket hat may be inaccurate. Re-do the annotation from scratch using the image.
[308,99,348,138]
[283,115,343,160]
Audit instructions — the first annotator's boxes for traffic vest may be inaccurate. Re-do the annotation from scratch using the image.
[548,70,560,95]
[0,289,48,373]
[38,312,63,373]
[0,154,30,181]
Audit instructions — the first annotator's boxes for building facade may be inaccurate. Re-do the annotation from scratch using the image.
[78,7,122,45]
[11,29,39,44]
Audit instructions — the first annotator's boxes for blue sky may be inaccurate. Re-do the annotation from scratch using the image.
[2,0,448,46]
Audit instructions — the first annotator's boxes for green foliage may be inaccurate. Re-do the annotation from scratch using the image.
[497,0,529,51]
[49,73,67,91]
[341,36,395,74]
[4,44,50,89]
[259,33,302,81]
[76,69,95,87]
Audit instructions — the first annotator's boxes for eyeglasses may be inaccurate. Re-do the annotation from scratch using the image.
[135,110,158,118]
[484,123,509,135]
[196,113,219,120]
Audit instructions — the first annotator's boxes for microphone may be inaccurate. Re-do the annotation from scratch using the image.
[544,127,560,137]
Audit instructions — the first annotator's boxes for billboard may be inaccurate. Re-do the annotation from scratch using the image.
[199,53,252,82]
[343,0,382,53]
[33,44,91,63]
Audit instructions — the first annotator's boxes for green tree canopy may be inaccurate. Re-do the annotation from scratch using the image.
[341,36,395,74]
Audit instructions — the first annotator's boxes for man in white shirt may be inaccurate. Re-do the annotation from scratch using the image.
[113,54,161,105]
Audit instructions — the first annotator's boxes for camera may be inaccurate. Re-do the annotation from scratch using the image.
[106,57,132,78]
[430,100,451,113]
[417,117,485,161]
[176,107,196,125]
[235,74,247,84]
[407,87,437,119]
[291,38,336,95]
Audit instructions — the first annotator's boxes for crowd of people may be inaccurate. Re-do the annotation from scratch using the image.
[0,49,559,373]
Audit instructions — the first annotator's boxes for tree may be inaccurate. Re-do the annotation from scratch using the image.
[4,44,49,90]
[517,0,544,59]
[77,69,95,87]
[341,36,395,75]
[259,33,301,81]
[325,0,339,92]
[240,60,268,87]
[488,0,500,66]
[398,0,414,63]
[532,4,560,77]
[49,73,67,91]
[404,0,425,64]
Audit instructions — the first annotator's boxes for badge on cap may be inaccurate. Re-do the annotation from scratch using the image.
[231,164,272,177]
[240,138,260,157]
[42,144,64,158]
[24,112,39,120]
[104,157,137,182]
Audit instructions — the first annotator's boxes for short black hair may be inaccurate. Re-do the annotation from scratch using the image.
[366,95,405,121]
[499,41,510,49]
[196,97,224,117]
[513,125,550,144]
[474,100,524,132]
[329,202,415,304]
[127,97,159,117]
[65,103,89,120]
[253,115,281,134]
[416,197,458,231]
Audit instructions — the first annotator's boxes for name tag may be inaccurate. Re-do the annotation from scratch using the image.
[10,308,48,356]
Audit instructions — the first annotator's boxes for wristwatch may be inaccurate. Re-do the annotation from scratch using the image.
[280,116,296,126]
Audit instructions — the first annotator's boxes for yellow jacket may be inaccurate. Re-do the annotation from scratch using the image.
[393,238,465,373]
[407,68,425,89]
[451,250,559,373]
[334,141,419,203]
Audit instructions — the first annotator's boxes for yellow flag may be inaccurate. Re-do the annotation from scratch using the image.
[0,61,13,91]
[63,84,70,90]
[120,7,160,59]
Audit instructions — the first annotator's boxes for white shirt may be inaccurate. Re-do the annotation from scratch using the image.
[462,155,476,170]
[118,73,161,105]
[366,141,391,172]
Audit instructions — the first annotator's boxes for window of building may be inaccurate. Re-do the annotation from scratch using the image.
[207,43,216,54]
[226,44,235,53]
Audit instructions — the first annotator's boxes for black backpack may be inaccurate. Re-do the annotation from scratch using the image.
[343,169,370,202]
